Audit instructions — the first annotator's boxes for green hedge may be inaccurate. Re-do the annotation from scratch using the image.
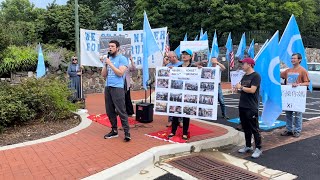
[0,77,79,130]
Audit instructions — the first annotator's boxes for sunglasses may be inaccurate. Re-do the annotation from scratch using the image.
[72,58,78,60]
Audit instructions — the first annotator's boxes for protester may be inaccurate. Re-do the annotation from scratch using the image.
[101,40,131,142]
[124,57,136,116]
[234,57,262,158]
[165,51,183,127]
[168,49,196,140]
[280,53,310,138]
[67,56,83,101]
[210,57,229,119]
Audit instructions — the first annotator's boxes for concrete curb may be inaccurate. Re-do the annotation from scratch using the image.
[83,122,242,180]
[0,110,92,151]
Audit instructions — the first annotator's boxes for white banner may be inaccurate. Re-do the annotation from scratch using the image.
[154,67,220,120]
[80,27,167,68]
[281,85,307,112]
[180,41,209,63]
[230,70,245,89]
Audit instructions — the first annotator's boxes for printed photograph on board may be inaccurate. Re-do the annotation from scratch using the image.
[156,92,168,101]
[157,79,169,88]
[184,81,199,91]
[199,94,214,105]
[169,93,183,102]
[171,80,184,89]
[169,105,182,114]
[183,105,197,116]
[157,69,170,77]
[198,108,213,118]
[155,102,168,113]
[184,94,198,104]
[201,68,216,79]
[200,82,215,92]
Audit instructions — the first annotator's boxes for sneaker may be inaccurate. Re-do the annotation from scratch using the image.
[182,135,188,140]
[251,148,262,158]
[168,133,175,139]
[281,130,293,136]
[238,146,253,153]
[292,132,301,138]
[124,133,131,142]
[104,130,118,139]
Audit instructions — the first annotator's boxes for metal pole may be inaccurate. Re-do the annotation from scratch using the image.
[75,0,80,59]
[75,0,83,99]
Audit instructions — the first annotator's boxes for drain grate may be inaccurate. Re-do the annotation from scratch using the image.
[168,155,267,180]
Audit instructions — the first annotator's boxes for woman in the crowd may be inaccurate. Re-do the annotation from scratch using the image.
[168,49,196,140]
[67,56,83,101]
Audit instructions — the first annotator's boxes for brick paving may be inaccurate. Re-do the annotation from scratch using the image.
[0,83,230,179]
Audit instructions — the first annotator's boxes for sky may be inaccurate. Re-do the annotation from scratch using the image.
[0,0,67,9]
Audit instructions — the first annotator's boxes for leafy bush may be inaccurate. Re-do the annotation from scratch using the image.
[0,45,39,75]
[0,77,79,129]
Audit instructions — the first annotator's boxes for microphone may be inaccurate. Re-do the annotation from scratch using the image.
[107,51,111,58]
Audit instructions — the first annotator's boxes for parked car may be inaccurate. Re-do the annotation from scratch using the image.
[280,62,320,88]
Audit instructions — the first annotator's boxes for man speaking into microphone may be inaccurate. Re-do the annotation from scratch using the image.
[101,40,131,142]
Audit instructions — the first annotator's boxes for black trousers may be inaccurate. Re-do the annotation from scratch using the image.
[239,107,261,149]
[125,88,134,115]
[104,87,129,134]
[171,117,190,136]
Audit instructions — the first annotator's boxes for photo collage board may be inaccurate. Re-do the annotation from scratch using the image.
[154,67,220,120]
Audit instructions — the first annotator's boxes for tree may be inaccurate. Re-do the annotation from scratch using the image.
[96,0,135,30]
[36,3,95,50]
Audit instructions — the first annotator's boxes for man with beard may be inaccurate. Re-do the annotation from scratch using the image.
[101,40,131,142]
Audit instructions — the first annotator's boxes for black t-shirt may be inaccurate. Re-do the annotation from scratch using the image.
[239,72,261,109]
[178,63,196,67]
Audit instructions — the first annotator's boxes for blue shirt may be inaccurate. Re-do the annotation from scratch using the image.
[105,54,128,88]
[166,61,183,67]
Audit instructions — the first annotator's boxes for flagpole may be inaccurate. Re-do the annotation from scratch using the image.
[75,0,83,101]
[227,60,230,82]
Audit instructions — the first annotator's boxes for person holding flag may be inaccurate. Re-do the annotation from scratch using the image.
[280,53,309,138]
[235,58,262,158]
[101,40,131,142]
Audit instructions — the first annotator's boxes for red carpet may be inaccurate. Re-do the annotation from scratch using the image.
[87,114,138,127]
[146,124,213,143]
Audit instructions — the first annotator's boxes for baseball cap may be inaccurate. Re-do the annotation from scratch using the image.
[182,49,193,56]
[240,57,255,65]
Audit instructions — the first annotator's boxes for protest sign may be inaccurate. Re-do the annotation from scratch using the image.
[80,27,167,68]
[154,67,220,120]
[281,85,307,112]
[180,41,209,63]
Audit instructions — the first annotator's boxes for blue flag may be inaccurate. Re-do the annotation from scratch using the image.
[194,35,198,41]
[207,30,219,67]
[248,39,255,58]
[36,44,46,78]
[279,14,312,91]
[183,33,188,41]
[225,32,232,61]
[199,31,208,40]
[174,33,188,58]
[235,33,246,60]
[142,11,160,90]
[254,31,282,126]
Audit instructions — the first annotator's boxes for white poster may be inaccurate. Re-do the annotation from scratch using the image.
[80,27,167,68]
[230,70,245,88]
[180,41,209,63]
[281,85,307,112]
[154,67,220,120]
